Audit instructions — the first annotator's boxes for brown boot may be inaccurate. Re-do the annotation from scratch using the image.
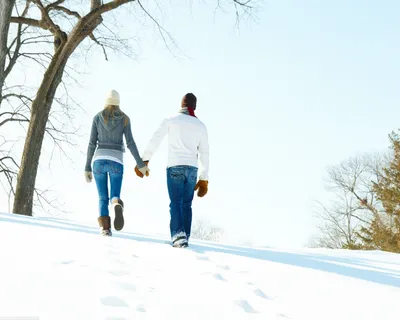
[98,216,112,236]
[111,198,124,231]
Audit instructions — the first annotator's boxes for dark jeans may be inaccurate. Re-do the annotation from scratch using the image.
[166,165,198,241]
[93,159,123,217]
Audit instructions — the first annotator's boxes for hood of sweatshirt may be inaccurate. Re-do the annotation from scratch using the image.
[98,111,125,132]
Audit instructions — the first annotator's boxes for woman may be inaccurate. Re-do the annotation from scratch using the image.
[84,89,150,236]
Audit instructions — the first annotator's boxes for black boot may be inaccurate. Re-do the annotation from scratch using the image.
[112,198,124,231]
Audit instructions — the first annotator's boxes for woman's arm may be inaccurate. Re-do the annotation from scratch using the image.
[85,117,98,172]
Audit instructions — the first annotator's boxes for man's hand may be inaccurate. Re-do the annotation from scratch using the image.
[194,180,208,197]
[84,171,93,183]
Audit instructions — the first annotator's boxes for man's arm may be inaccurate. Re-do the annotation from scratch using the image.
[198,125,209,181]
[85,117,98,172]
[142,119,169,162]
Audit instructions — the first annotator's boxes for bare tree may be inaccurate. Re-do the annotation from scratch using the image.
[0,0,16,99]
[6,0,254,216]
[310,199,363,249]
[191,218,224,242]
[311,152,387,249]
[0,2,82,213]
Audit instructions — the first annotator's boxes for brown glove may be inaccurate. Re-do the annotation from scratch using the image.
[194,180,208,197]
[135,161,149,178]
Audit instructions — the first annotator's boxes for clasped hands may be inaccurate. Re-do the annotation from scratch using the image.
[134,161,150,178]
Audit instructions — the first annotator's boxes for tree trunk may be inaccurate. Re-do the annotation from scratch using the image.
[12,57,66,215]
[0,0,15,99]
[12,17,102,216]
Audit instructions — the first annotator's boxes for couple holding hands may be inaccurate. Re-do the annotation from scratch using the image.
[84,90,209,248]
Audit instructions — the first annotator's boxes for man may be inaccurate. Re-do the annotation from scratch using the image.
[135,93,209,248]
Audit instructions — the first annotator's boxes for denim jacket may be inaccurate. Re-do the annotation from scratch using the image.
[85,111,145,171]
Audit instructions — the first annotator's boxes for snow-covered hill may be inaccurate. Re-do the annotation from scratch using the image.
[0,212,399,320]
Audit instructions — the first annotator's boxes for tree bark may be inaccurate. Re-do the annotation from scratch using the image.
[12,16,102,215]
[0,0,16,99]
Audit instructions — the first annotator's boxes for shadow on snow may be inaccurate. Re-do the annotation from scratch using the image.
[1,212,399,288]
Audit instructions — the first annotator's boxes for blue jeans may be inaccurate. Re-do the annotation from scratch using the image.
[167,165,198,241]
[93,160,123,217]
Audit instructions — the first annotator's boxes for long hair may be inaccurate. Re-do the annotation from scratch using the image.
[102,105,129,127]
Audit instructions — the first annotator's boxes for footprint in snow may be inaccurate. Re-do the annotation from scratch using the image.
[58,260,75,265]
[105,317,129,320]
[253,288,272,300]
[234,300,258,314]
[132,254,139,259]
[100,296,129,308]
[247,282,254,286]
[118,282,137,291]
[114,259,126,265]
[109,270,130,277]
[108,250,119,256]
[277,313,290,318]
[196,255,209,261]
[213,273,227,282]
[136,304,146,312]
[217,265,230,271]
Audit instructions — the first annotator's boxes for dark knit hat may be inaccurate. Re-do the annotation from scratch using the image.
[181,93,197,110]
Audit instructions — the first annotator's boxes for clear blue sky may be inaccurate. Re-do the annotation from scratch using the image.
[2,0,400,247]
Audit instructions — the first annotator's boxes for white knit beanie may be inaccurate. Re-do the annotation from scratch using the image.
[105,89,120,106]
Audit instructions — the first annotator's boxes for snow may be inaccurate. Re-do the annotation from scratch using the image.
[0,212,399,320]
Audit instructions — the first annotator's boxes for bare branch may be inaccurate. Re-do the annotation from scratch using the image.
[33,185,68,214]
[0,92,32,126]
[136,0,180,57]
[2,93,33,102]
[4,2,31,81]
[234,0,253,8]
[49,5,109,60]
[46,0,66,9]
[0,116,29,127]
[51,5,80,19]
[0,156,20,169]
[92,0,136,16]
[5,26,24,77]
[10,17,46,29]
[91,0,102,11]
[21,34,53,45]
[32,0,60,35]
